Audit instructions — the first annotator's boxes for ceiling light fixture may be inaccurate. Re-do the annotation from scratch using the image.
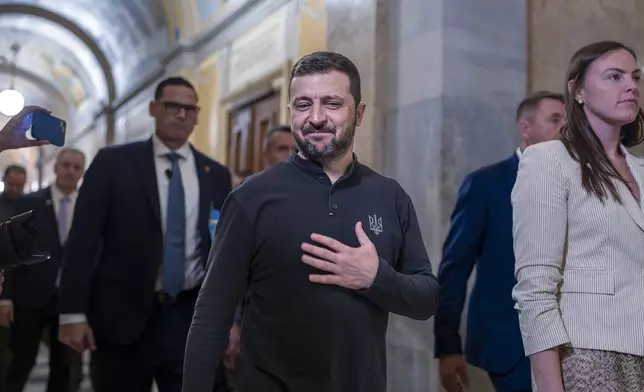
[0,43,24,117]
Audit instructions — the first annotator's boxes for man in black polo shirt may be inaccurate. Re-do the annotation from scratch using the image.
[183,51,439,392]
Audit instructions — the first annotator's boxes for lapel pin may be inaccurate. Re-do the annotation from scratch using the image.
[45,199,52,206]
[204,166,210,173]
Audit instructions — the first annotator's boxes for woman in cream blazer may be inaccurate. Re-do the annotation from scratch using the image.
[512,41,644,392]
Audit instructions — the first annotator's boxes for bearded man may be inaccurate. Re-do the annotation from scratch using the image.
[182,51,439,392]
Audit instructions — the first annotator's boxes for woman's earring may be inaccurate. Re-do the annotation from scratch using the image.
[577,99,583,105]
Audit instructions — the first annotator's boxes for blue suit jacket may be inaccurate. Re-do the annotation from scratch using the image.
[434,154,525,374]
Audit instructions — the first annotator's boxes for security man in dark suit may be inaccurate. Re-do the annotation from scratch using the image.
[0,105,52,391]
[0,148,85,392]
[0,164,28,392]
[57,77,232,392]
[434,91,565,392]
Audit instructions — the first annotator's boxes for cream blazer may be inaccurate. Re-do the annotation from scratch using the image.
[511,140,644,357]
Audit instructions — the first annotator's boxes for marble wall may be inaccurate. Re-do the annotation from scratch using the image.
[529,0,644,156]
[325,0,384,171]
[326,0,527,391]
[529,0,644,94]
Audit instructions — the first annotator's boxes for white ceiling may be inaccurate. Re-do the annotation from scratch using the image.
[0,0,170,99]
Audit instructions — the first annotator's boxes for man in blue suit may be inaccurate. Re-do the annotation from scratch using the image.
[435,91,565,392]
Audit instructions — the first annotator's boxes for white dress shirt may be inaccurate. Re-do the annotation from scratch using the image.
[50,184,78,242]
[151,134,203,291]
[60,135,203,325]
[51,184,78,287]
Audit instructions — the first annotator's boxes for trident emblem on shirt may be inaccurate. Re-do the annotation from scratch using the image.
[368,214,383,236]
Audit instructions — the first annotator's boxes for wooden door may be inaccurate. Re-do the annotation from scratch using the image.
[252,93,281,172]
[227,91,282,175]
[228,107,252,175]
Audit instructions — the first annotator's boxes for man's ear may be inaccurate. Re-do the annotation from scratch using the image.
[355,102,366,127]
[518,118,530,140]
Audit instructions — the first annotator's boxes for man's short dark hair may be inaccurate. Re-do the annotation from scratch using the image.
[516,91,564,122]
[264,125,291,150]
[154,77,197,100]
[289,51,362,104]
[3,165,26,179]
[56,148,86,165]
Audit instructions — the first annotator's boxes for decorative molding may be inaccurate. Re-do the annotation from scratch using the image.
[226,3,288,93]
[109,0,297,143]
[295,0,322,19]
[110,0,260,112]
[0,4,115,103]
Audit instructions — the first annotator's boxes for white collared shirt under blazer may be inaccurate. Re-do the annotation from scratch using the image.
[512,140,644,357]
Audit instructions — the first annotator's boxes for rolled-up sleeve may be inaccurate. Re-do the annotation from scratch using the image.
[511,144,570,356]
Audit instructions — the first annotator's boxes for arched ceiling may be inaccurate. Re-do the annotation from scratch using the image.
[0,18,106,111]
[0,65,68,109]
[0,0,169,104]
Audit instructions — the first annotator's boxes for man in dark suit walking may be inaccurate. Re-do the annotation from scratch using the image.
[0,164,28,392]
[0,148,85,392]
[434,91,565,392]
[0,105,55,391]
[57,77,232,392]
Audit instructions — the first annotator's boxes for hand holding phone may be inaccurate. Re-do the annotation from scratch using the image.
[0,106,51,151]
[28,111,66,147]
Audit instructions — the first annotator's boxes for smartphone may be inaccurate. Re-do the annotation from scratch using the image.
[27,111,66,147]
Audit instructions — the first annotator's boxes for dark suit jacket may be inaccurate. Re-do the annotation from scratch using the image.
[434,154,525,374]
[0,187,64,311]
[58,138,232,346]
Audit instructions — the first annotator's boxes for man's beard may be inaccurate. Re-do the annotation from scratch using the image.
[294,119,356,163]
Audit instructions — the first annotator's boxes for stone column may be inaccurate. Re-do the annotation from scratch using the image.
[325,0,385,172]
[326,1,527,391]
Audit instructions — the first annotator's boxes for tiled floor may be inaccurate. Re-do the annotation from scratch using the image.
[22,346,160,392]
[23,345,92,392]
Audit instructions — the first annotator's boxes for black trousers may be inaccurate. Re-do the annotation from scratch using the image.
[6,307,83,392]
[0,326,11,392]
[91,289,229,392]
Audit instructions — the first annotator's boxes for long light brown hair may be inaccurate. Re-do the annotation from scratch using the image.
[561,41,644,203]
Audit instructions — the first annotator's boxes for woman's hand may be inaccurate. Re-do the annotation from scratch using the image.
[531,348,566,392]
[0,106,51,152]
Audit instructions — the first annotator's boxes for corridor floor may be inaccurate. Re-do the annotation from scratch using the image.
[22,346,162,392]
[23,345,92,392]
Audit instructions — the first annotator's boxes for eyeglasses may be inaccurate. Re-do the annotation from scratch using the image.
[158,101,200,117]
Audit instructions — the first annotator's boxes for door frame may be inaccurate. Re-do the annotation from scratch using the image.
[217,61,292,169]
[228,87,278,113]
[226,89,281,174]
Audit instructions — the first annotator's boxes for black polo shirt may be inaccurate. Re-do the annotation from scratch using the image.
[184,154,439,392]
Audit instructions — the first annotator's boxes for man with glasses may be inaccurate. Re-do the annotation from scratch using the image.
[57,77,233,392]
